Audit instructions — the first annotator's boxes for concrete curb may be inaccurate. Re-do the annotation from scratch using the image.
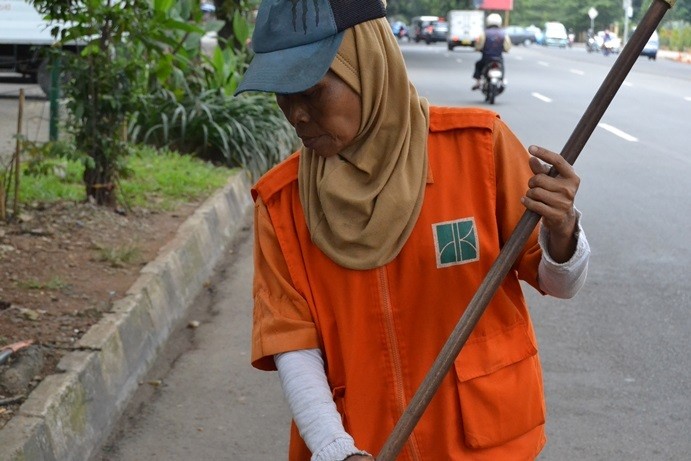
[657,49,691,63]
[0,171,254,461]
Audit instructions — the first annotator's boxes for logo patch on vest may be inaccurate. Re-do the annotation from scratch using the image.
[433,218,479,268]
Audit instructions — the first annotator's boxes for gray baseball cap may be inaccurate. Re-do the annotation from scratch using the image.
[234,0,386,95]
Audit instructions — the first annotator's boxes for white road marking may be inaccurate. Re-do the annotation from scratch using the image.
[598,123,638,142]
[531,92,552,103]
[456,58,463,63]
[623,81,634,87]
[570,69,585,75]
[538,61,549,67]
[685,96,691,102]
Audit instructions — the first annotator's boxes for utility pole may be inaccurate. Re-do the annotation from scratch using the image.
[623,0,634,46]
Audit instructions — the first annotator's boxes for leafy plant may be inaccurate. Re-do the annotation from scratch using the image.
[30,0,210,207]
[660,21,691,51]
[131,87,297,178]
[213,0,256,51]
[130,10,298,178]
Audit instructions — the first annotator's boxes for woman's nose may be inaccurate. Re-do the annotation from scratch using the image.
[280,96,309,126]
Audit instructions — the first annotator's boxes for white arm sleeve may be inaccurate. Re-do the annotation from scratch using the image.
[274,349,370,461]
[538,209,591,299]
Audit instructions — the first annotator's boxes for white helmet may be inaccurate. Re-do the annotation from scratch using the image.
[486,13,502,28]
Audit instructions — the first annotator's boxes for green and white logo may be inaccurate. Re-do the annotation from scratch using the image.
[433,218,479,268]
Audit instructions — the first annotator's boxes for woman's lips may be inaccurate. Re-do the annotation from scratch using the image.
[300,135,320,149]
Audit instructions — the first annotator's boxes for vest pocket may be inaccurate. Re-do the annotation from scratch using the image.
[453,325,545,449]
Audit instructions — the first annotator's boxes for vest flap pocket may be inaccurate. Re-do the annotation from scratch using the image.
[455,322,537,381]
[453,324,545,449]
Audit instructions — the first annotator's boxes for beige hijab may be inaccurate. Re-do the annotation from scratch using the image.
[298,18,430,270]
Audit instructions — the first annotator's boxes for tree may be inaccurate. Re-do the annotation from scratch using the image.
[214,0,257,50]
[510,0,688,34]
[30,0,208,206]
[636,0,690,24]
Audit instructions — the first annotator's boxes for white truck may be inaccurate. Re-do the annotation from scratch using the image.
[446,10,485,51]
[0,0,70,94]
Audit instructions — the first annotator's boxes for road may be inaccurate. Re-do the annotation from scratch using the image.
[404,42,690,459]
[18,42,684,460]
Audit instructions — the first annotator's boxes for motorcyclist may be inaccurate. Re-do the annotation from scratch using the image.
[602,28,613,56]
[472,13,511,90]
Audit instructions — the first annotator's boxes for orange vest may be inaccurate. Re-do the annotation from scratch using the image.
[252,107,547,460]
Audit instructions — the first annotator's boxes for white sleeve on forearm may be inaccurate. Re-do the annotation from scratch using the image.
[538,209,591,299]
[275,349,370,461]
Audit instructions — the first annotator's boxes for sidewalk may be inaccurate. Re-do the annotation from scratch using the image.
[97,222,290,460]
[0,171,255,460]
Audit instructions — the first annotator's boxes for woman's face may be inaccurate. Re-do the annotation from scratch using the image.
[276,71,361,158]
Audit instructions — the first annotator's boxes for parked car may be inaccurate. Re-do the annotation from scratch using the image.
[505,26,536,46]
[542,21,569,47]
[411,15,439,43]
[526,25,544,45]
[640,29,659,60]
[421,19,449,44]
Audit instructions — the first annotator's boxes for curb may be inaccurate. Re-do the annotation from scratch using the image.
[0,171,254,461]
[657,49,691,63]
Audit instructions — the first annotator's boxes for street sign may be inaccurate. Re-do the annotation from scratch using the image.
[588,7,599,20]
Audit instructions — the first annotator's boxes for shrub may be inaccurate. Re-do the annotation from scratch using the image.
[130,87,297,179]
[31,0,209,206]
[130,15,299,178]
[659,22,691,51]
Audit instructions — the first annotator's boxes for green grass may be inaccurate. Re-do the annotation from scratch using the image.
[94,243,142,268]
[12,145,236,211]
[17,276,68,290]
[14,160,85,202]
[119,147,237,210]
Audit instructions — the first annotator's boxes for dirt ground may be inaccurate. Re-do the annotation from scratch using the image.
[0,198,202,428]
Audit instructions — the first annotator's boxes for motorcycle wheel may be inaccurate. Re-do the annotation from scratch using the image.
[488,85,496,105]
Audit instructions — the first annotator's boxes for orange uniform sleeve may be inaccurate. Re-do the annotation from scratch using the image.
[252,197,320,371]
[492,118,542,291]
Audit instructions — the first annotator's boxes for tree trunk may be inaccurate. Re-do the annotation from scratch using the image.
[83,163,117,207]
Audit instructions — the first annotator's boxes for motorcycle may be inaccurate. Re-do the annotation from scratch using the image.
[586,31,599,53]
[479,58,505,105]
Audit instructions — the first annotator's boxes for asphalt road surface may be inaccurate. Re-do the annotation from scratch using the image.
[403,42,690,459]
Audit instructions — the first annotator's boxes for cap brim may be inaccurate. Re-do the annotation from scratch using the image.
[234,31,344,96]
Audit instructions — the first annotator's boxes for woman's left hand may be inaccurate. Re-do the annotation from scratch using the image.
[521,145,579,263]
